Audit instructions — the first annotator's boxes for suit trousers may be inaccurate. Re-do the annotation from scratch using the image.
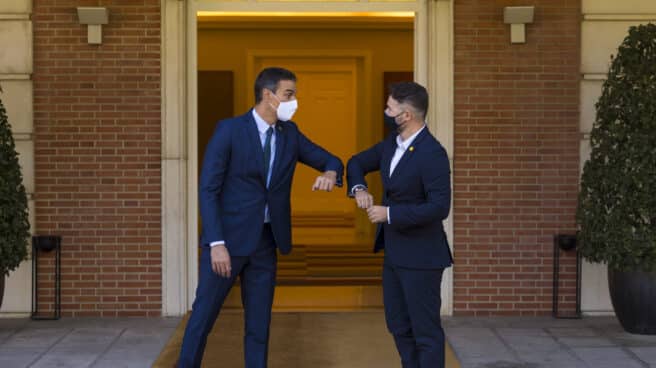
[178,224,277,368]
[383,263,445,368]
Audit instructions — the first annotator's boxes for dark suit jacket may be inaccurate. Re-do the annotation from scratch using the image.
[347,128,453,269]
[199,109,344,256]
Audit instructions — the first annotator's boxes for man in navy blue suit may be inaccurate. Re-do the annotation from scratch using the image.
[177,67,343,368]
[347,82,452,368]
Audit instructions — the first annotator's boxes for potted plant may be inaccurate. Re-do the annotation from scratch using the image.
[577,23,656,335]
[0,87,30,309]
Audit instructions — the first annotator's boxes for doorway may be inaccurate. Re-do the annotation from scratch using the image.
[196,14,413,309]
[160,0,455,317]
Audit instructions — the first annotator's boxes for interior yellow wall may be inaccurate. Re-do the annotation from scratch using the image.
[197,19,413,243]
[198,24,413,124]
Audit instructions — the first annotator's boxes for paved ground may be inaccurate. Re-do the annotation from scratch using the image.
[1,314,655,367]
[0,317,180,368]
[445,316,656,368]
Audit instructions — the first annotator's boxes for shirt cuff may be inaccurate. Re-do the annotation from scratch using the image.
[349,184,367,197]
[210,241,225,247]
[387,207,391,224]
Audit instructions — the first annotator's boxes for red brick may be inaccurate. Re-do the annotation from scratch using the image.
[453,0,579,315]
[33,0,162,317]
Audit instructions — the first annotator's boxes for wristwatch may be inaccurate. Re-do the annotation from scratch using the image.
[351,184,367,197]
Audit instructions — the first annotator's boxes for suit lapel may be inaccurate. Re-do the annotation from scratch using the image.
[269,121,287,187]
[389,128,429,182]
[381,137,395,184]
[245,111,266,185]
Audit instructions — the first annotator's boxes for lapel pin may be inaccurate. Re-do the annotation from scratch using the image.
[409,146,414,152]
[277,125,283,132]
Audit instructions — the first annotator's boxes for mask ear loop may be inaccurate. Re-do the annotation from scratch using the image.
[395,110,409,131]
[267,89,280,112]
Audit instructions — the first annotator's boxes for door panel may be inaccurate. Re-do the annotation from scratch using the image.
[254,56,360,235]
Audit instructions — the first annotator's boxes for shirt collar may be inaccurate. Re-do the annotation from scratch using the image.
[396,125,426,150]
[252,109,275,135]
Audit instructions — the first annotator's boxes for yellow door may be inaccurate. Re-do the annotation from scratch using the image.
[253,56,359,241]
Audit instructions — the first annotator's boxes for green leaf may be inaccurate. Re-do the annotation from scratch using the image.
[0,94,30,276]
[577,23,656,272]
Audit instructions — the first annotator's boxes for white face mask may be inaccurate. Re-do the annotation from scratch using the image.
[270,93,298,121]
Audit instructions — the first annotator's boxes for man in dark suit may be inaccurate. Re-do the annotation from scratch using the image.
[347,82,452,368]
[177,67,343,368]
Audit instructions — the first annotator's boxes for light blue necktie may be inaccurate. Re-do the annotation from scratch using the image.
[263,127,274,187]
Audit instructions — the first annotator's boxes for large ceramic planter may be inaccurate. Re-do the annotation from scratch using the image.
[608,268,656,335]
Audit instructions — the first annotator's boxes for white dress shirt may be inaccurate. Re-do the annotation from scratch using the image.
[385,125,425,223]
[253,110,277,190]
[210,110,276,248]
[351,125,425,225]
[389,125,425,177]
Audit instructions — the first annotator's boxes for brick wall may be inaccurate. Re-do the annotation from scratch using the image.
[453,0,581,315]
[33,1,161,317]
[28,0,580,317]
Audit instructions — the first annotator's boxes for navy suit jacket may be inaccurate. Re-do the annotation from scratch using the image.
[347,128,453,269]
[199,109,344,256]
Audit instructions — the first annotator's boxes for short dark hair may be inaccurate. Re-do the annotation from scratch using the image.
[254,67,297,104]
[388,81,429,119]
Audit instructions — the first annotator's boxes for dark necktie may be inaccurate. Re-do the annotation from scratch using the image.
[263,127,274,183]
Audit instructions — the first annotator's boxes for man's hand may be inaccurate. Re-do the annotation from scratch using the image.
[211,245,232,278]
[355,190,374,209]
[312,170,337,192]
[367,205,388,223]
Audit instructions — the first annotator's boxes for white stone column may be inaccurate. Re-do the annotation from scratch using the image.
[161,0,191,316]
[0,0,34,316]
[414,0,454,315]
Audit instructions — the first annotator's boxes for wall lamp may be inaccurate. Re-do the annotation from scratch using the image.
[503,6,534,44]
[77,7,109,45]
